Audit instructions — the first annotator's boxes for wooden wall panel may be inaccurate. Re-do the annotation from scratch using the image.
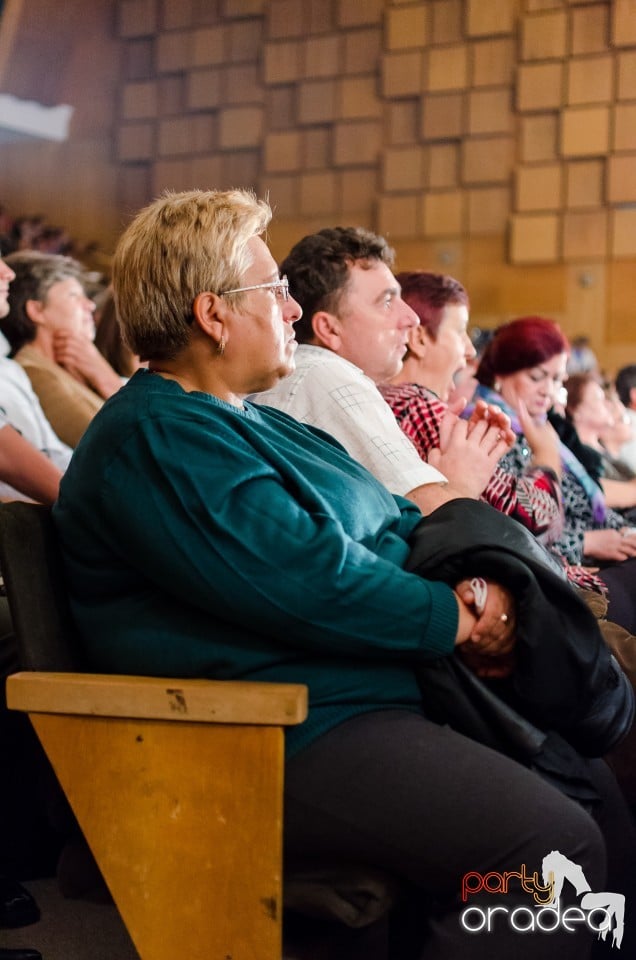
[387,5,428,50]
[560,106,610,157]
[520,114,559,162]
[521,11,568,61]
[566,160,604,209]
[471,38,515,86]
[567,55,613,105]
[516,163,562,212]
[613,103,636,151]
[562,210,608,261]
[510,213,560,264]
[0,0,635,369]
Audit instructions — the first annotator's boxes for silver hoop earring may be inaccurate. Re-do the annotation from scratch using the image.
[494,380,501,392]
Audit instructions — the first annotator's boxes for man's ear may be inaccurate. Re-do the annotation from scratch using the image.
[311,311,342,351]
[629,385,636,411]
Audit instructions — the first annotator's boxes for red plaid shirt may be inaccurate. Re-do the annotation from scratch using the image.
[380,382,561,539]
[380,382,606,593]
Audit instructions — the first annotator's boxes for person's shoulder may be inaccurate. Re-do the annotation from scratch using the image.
[254,345,343,409]
[13,344,55,372]
[307,346,362,376]
[14,346,75,387]
[289,344,361,382]
[107,370,257,435]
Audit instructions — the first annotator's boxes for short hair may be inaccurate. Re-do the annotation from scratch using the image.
[615,364,636,407]
[476,316,570,387]
[112,189,271,361]
[280,226,395,344]
[395,271,469,339]
[0,250,86,353]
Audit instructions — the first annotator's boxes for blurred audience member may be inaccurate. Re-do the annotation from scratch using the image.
[0,415,62,504]
[0,252,122,447]
[615,364,636,474]
[34,226,73,256]
[0,355,71,500]
[0,255,71,498]
[9,215,45,253]
[599,386,635,482]
[567,335,599,377]
[94,287,141,379]
[565,373,636,516]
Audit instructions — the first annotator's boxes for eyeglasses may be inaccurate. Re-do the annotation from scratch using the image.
[219,275,290,302]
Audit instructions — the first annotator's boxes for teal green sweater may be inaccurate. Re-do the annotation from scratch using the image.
[53,370,458,755]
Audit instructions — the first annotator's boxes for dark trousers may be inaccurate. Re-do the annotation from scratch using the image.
[284,710,635,960]
[600,556,636,634]
[0,596,62,878]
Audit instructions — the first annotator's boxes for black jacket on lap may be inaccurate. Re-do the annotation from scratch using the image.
[407,499,633,760]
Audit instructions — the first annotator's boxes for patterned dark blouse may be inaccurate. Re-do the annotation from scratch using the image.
[501,434,625,566]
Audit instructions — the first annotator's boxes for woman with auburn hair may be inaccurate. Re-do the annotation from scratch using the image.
[380,273,564,548]
[472,316,636,632]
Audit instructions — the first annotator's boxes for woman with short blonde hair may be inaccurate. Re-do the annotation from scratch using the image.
[53,189,634,960]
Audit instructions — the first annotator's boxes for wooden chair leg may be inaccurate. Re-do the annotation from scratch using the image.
[28,712,285,960]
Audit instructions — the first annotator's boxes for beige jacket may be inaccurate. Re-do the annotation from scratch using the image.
[14,344,103,448]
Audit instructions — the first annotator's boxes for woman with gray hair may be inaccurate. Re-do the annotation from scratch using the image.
[52,189,633,959]
[0,251,122,447]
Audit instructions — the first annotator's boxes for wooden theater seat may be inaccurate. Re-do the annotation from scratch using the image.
[1,501,307,960]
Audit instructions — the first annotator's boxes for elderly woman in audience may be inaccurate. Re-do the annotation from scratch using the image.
[472,316,636,632]
[0,252,123,447]
[50,189,636,960]
[0,254,69,501]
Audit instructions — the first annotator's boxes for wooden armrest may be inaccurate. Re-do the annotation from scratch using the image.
[6,671,308,725]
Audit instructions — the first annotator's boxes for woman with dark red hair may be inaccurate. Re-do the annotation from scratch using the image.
[472,316,636,632]
[380,274,564,546]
